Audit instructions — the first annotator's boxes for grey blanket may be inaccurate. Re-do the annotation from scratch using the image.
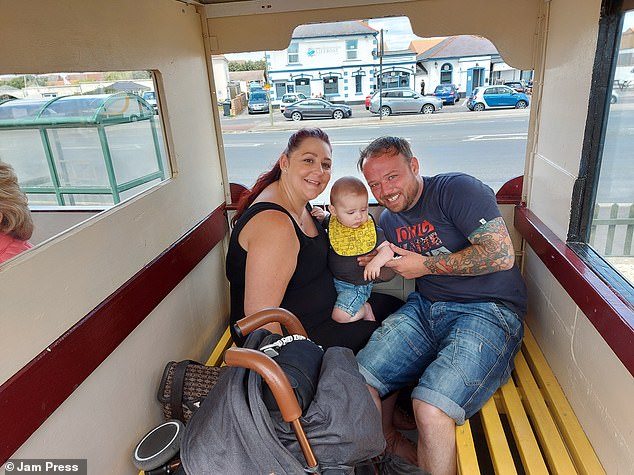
[181,330,385,475]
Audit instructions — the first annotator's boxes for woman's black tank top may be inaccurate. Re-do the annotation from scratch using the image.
[226,202,337,344]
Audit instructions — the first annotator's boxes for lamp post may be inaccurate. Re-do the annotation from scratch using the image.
[378,29,384,121]
[264,51,274,126]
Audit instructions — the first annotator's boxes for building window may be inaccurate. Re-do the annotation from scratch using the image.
[346,39,358,60]
[440,63,453,84]
[323,77,339,95]
[569,7,634,300]
[288,43,299,64]
[355,75,362,94]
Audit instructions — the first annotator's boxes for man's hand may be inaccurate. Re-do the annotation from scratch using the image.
[383,244,428,279]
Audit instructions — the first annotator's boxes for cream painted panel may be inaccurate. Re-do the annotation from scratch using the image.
[528,153,575,240]
[9,249,229,474]
[206,0,538,69]
[534,0,601,177]
[0,0,224,384]
[523,250,634,473]
[569,311,634,474]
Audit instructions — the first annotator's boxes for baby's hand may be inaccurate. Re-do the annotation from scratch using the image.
[310,206,326,222]
[364,263,381,282]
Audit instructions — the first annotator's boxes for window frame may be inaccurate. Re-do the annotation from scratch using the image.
[568,0,634,305]
[346,39,358,60]
[287,42,299,64]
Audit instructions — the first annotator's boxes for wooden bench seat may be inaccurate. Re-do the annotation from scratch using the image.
[141,324,604,475]
[457,326,605,475]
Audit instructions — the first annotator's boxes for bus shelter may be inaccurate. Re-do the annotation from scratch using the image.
[0,93,165,206]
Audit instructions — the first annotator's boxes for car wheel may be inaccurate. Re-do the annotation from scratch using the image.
[473,103,485,112]
[379,106,391,117]
[333,110,344,120]
[611,94,617,104]
[515,100,528,109]
[421,104,435,115]
[291,111,302,121]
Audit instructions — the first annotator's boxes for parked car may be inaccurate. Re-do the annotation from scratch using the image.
[503,81,527,93]
[279,92,307,112]
[282,98,352,121]
[369,88,442,116]
[247,90,269,114]
[433,84,460,105]
[466,85,530,111]
[142,91,158,113]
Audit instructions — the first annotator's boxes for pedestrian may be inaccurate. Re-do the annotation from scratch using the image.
[420,79,425,96]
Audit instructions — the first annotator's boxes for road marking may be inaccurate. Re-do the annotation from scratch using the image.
[224,143,263,147]
[464,133,527,141]
[331,138,412,145]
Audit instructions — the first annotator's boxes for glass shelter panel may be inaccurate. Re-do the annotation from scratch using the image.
[48,128,109,187]
[106,122,162,184]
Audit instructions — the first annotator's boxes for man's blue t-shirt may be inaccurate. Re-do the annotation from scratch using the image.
[379,173,527,316]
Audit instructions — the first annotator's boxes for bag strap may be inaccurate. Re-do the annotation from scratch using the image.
[171,360,196,422]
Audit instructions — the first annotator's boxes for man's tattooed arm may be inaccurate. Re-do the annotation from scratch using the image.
[421,217,515,276]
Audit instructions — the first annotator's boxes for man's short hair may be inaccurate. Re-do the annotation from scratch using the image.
[330,176,368,205]
[357,136,414,171]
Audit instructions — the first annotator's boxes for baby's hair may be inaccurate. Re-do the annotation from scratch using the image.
[330,176,368,206]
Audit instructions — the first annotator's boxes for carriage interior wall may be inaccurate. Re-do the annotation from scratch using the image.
[0,0,632,473]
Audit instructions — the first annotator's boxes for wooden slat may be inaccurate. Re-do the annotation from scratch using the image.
[514,352,577,474]
[456,419,480,475]
[499,378,549,475]
[522,328,606,475]
[206,326,234,366]
[480,397,517,474]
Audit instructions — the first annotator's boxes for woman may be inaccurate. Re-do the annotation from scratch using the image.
[225,129,416,463]
[226,128,401,351]
[0,161,34,264]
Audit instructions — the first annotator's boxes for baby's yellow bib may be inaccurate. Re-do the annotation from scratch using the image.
[328,215,377,256]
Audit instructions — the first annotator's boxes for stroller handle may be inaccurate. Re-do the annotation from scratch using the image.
[234,308,307,339]
[224,347,318,470]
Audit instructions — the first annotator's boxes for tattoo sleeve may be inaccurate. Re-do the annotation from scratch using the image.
[422,217,515,275]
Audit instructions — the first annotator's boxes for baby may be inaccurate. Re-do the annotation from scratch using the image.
[317,176,394,323]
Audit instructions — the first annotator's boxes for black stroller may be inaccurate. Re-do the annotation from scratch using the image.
[179,308,386,474]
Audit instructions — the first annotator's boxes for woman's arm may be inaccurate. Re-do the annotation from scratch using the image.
[239,210,300,332]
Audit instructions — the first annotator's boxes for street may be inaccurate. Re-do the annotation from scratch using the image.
[220,99,634,204]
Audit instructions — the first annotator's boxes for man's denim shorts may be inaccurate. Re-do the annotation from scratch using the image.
[333,278,374,317]
[356,292,524,425]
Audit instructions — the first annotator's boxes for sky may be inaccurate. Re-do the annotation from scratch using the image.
[224,16,421,62]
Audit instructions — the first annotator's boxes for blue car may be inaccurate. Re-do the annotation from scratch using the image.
[433,84,460,105]
[466,85,529,111]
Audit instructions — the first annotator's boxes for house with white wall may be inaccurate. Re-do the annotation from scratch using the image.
[267,20,379,104]
[413,35,533,97]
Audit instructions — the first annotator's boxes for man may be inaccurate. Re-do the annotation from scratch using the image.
[420,79,425,96]
[356,137,527,475]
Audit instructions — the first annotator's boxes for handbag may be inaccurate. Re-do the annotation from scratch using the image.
[157,360,224,424]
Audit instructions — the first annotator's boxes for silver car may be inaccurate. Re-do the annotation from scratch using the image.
[369,88,443,116]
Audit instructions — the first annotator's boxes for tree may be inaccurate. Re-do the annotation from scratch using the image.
[228,59,266,72]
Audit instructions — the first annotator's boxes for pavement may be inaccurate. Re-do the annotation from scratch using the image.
[218,101,524,133]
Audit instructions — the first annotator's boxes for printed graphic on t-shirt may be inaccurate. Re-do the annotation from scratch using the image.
[393,219,451,256]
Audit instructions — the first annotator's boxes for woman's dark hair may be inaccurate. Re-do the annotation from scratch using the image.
[232,128,331,224]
